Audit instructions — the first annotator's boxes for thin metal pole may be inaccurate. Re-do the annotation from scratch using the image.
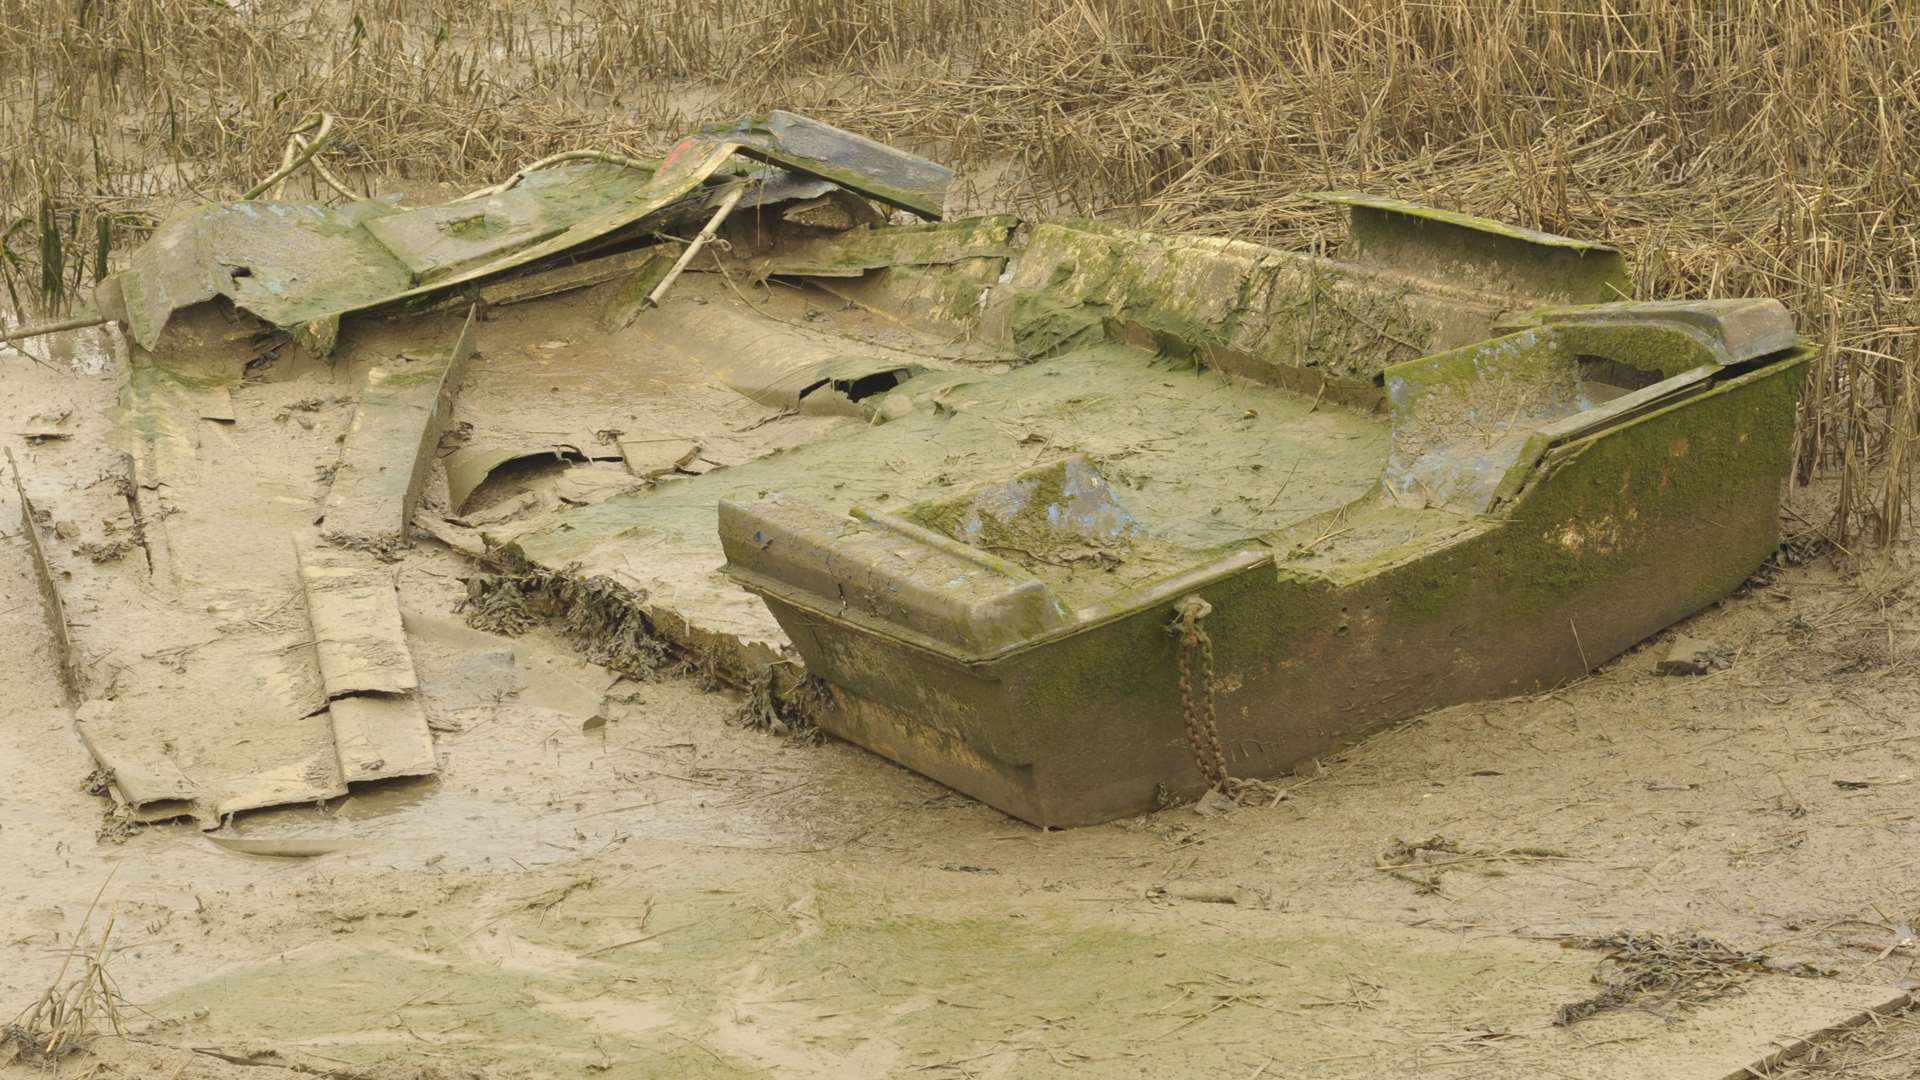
[646,181,747,309]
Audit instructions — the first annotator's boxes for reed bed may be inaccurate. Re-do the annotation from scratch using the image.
[2,0,1914,543]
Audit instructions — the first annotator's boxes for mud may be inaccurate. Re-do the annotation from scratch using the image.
[3,212,1918,1077]
[2,475,1916,1076]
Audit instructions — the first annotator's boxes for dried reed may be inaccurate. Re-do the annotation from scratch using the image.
[3,876,132,1061]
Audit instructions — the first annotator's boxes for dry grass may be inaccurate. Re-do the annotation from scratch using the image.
[3,885,132,1062]
[2,0,1916,543]
[1553,931,1780,1026]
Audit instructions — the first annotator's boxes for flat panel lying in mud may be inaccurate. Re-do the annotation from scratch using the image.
[326,692,436,785]
[320,306,476,549]
[295,537,419,698]
[61,311,350,823]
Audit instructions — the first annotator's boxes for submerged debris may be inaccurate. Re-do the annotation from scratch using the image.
[554,573,675,677]
[1554,931,1827,1025]
[78,767,113,798]
[94,809,140,845]
[73,539,132,564]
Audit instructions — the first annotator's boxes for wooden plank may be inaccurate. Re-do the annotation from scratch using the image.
[295,535,418,697]
[320,305,477,549]
[5,447,81,702]
[327,693,437,784]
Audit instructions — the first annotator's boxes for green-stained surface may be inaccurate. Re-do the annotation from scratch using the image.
[511,342,1389,618]
[763,214,1016,277]
[111,198,413,349]
[362,160,660,284]
[459,203,1812,826]
[151,878,1835,1079]
[982,219,1512,383]
[107,139,738,349]
[718,290,1807,824]
[1380,328,1586,511]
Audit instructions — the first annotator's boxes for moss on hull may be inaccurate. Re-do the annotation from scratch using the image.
[984,219,1539,381]
[752,349,1809,826]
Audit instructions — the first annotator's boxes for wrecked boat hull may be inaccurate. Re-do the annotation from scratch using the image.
[726,352,1805,826]
[713,202,1807,828]
[52,109,1810,830]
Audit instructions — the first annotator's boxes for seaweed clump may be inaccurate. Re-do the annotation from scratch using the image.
[463,573,539,636]
[732,663,828,744]
[462,565,672,678]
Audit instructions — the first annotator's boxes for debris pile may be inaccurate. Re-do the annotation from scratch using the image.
[1555,931,1830,1026]
[6,110,1811,829]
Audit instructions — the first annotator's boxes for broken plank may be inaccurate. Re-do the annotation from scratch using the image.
[698,110,952,219]
[427,243,676,318]
[295,535,418,697]
[6,447,82,702]
[194,385,237,423]
[321,305,477,549]
[74,700,199,813]
[411,511,489,557]
[328,692,437,784]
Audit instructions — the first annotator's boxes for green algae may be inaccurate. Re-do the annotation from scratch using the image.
[768,214,1016,276]
[991,220,1464,383]
[152,878,1650,1080]
[898,456,1214,613]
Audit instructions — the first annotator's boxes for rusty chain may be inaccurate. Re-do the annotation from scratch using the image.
[1171,594,1229,789]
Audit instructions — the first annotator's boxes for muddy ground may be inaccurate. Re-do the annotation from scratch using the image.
[2,309,1918,1079]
